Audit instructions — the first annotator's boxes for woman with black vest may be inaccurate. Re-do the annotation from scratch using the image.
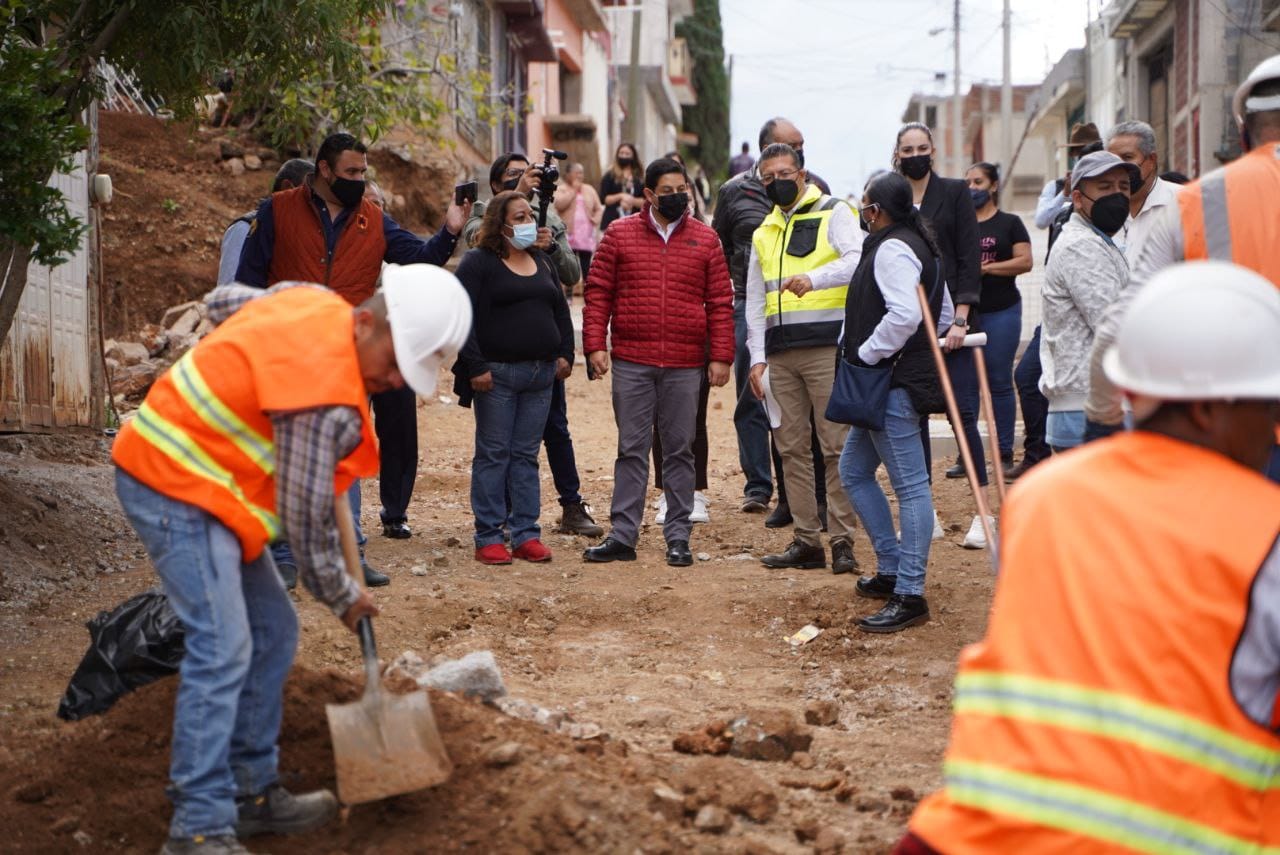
[894,122,990,548]
[839,172,950,634]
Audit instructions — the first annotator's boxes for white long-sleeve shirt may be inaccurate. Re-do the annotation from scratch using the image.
[745,197,861,366]
[855,239,955,363]
[1035,179,1069,230]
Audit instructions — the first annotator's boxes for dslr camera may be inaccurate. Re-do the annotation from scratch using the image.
[536,148,568,227]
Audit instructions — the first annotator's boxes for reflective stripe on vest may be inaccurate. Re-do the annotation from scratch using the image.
[944,760,1280,855]
[131,400,282,542]
[1199,170,1233,261]
[955,671,1280,790]
[171,352,274,477]
[753,186,848,335]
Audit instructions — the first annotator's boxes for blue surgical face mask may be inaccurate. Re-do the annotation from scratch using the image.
[970,187,991,208]
[506,222,537,250]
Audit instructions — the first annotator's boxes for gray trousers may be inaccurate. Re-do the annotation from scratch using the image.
[609,358,702,547]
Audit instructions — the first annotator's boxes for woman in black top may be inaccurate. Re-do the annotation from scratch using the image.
[599,142,643,232]
[455,191,574,566]
[966,162,1032,471]
[893,121,990,549]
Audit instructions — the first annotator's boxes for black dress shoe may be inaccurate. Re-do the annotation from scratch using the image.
[945,461,966,479]
[583,537,637,563]
[855,573,897,599]
[665,539,693,567]
[382,519,411,539]
[858,594,929,633]
[830,540,858,575]
[361,559,390,587]
[1004,459,1041,480]
[764,501,793,528]
[761,540,826,569]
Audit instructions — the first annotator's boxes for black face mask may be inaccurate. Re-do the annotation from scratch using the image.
[899,154,932,181]
[655,192,689,221]
[329,175,365,208]
[765,179,800,208]
[501,177,521,192]
[1083,191,1130,236]
[618,156,635,167]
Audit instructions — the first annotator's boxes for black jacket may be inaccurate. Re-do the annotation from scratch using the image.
[844,224,946,415]
[918,172,981,308]
[712,167,833,300]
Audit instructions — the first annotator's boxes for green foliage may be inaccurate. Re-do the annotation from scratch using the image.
[675,0,730,183]
[160,198,180,214]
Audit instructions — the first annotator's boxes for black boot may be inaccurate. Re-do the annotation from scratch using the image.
[558,501,604,538]
[945,461,966,479]
[830,539,858,575]
[361,558,390,587]
[764,501,793,528]
[583,537,637,563]
[665,539,693,567]
[855,573,897,599]
[235,783,338,837]
[857,594,930,633]
[381,519,411,539]
[761,540,826,570]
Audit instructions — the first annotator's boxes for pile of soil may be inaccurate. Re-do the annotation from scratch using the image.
[1,668,692,853]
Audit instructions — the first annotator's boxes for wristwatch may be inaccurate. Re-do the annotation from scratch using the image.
[953,316,969,329]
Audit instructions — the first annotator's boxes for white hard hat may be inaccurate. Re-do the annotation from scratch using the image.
[380,264,473,397]
[1103,260,1280,403]
[1233,53,1280,126]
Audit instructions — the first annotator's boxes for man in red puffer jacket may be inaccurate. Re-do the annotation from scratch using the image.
[582,157,734,567]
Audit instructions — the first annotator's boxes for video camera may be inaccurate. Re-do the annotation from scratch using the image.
[536,148,568,228]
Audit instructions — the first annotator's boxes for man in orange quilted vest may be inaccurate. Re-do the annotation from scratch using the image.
[235,132,471,588]
[112,267,472,855]
[900,261,1280,855]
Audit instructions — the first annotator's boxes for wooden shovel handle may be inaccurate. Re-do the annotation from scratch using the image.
[335,489,365,593]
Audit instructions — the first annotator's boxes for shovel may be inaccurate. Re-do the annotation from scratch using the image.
[326,492,451,804]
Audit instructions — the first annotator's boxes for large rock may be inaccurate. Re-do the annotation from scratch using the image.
[243,154,262,171]
[219,140,245,159]
[221,157,245,177]
[111,362,159,398]
[105,340,149,367]
[726,710,812,762]
[417,650,506,702]
[167,307,202,337]
[138,323,168,357]
[161,301,205,330]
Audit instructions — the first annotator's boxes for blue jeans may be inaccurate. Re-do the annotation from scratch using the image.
[944,346,989,485]
[1083,418,1123,444]
[979,303,1021,457]
[839,388,934,596]
[471,360,555,548]
[271,480,364,565]
[1047,410,1086,450]
[733,298,773,499]
[1014,325,1050,464]
[115,469,298,839]
[543,378,582,507]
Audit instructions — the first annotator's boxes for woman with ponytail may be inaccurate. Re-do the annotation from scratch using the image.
[839,172,953,634]
[893,122,991,550]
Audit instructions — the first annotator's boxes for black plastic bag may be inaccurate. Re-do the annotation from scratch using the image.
[57,588,185,721]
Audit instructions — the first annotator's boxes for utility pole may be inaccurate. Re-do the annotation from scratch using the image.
[1001,0,1012,169]
[623,0,643,145]
[952,0,963,177]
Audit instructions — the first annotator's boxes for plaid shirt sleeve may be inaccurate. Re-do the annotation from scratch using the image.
[204,281,332,327]
[270,406,364,617]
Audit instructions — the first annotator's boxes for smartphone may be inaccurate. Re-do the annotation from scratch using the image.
[454,181,478,205]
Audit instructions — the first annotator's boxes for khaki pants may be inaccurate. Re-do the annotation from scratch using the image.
[768,346,857,547]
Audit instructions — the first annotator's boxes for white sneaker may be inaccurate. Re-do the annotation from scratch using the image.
[963,515,995,550]
[932,510,945,541]
[691,491,711,524]
[655,494,668,525]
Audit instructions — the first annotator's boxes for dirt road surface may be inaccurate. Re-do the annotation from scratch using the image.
[0,367,996,854]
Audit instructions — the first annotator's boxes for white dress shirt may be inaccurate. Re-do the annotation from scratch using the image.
[649,207,681,243]
[1118,176,1181,270]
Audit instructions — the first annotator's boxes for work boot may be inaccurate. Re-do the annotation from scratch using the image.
[160,836,252,855]
[945,460,966,479]
[665,539,693,567]
[557,501,603,538]
[764,500,793,528]
[235,783,338,837]
[857,594,930,633]
[381,519,411,539]
[830,539,858,575]
[276,561,298,591]
[1004,458,1039,480]
[855,573,897,599]
[361,558,390,587]
[761,540,826,570]
[740,493,769,513]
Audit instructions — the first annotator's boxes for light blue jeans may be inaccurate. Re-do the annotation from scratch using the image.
[838,388,934,596]
[115,468,298,839]
[1047,410,1086,452]
[471,360,556,548]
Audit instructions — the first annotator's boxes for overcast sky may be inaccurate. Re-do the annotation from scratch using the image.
[723,0,1093,198]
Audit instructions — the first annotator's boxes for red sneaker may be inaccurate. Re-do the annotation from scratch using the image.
[475,544,512,565]
[512,539,553,562]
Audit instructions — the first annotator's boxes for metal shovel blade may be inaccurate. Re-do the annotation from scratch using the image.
[326,685,452,805]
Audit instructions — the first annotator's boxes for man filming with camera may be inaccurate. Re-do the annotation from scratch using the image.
[460,149,603,538]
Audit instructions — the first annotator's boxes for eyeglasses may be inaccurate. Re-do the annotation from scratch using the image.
[760,169,800,185]
[503,167,526,179]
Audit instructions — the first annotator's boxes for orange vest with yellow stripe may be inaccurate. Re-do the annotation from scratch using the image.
[910,431,1280,854]
[267,184,387,306]
[1178,142,1280,283]
[112,288,380,561]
